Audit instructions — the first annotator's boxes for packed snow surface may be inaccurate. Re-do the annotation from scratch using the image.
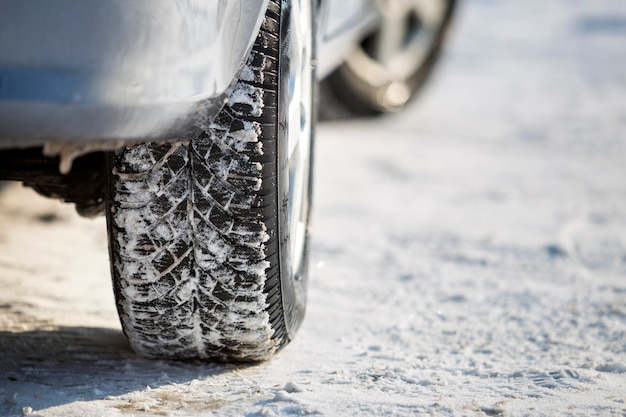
[1,0,626,415]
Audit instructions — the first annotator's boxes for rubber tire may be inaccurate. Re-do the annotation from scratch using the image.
[105,0,312,362]
[325,0,456,116]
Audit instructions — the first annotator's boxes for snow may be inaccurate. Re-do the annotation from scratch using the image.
[228,83,265,117]
[1,0,626,415]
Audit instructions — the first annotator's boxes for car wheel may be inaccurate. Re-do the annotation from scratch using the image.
[105,0,314,361]
[327,0,456,114]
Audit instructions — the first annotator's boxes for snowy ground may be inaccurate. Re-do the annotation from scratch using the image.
[1,0,626,416]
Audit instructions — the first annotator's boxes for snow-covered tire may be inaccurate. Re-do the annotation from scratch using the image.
[105,0,314,361]
[327,0,456,114]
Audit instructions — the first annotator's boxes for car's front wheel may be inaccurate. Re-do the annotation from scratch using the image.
[327,0,456,114]
[105,0,314,361]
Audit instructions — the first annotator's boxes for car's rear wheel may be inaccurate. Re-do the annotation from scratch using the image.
[105,0,314,361]
[327,0,456,114]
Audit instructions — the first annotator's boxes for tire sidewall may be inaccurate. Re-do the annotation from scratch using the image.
[277,0,316,340]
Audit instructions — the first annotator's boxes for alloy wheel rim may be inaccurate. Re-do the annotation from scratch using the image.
[345,0,447,109]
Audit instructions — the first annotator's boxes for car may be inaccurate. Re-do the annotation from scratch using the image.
[0,0,456,361]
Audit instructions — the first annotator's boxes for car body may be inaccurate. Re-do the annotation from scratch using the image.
[0,0,377,150]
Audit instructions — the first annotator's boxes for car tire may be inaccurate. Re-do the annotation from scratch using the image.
[105,0,314,361]
[326,0,456,115]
